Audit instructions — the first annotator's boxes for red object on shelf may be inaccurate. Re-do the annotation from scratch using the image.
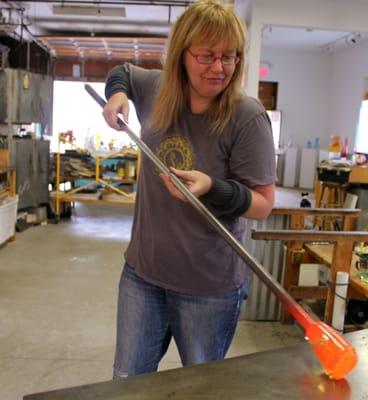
[341,137,349,158]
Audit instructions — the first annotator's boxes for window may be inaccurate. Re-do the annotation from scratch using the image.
[52,81,140,153]
[266,110,281,149]
[355,99,368,154]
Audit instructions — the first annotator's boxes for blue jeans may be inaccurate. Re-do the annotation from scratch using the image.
[113,264,247,378]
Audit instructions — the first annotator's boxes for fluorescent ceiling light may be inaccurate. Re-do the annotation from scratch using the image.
[53,5,126,17]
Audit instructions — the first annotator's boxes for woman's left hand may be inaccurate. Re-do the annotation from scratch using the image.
[160,167,212,201]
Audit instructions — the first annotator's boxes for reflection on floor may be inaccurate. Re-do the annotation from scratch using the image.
[0,195,305,400]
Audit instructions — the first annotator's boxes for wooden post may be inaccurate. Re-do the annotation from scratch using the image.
[282,213,305,323]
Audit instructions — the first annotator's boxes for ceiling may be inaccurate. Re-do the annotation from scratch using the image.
[0,0,367,61]
[261,25,368,53]
[0,0,195,61]
[22,0,191,37]
[0,0,251,61]
[38,36,166,60]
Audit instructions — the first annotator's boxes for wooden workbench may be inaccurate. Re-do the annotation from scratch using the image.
[252,229,368,323]
[24,329,368,400]
[304,243,368,298]
[349,165,368,184]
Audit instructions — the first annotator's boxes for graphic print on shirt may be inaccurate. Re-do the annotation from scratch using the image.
[155,135,194,171]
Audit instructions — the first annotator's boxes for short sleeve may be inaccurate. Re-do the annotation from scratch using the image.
[230,111,276,187]
[105,63,161,122]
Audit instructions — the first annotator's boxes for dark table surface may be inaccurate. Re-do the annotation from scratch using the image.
[24,329,368,400]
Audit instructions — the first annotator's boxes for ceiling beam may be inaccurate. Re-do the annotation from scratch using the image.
[28,17,171,27]
[18,0,194,6]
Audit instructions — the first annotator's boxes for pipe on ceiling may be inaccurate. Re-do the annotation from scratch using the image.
[17,0,194,6]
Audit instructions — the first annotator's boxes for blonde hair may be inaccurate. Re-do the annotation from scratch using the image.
[149,0,247,134]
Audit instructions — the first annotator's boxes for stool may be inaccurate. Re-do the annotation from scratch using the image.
[316,181,349,230]
[316,166,351,230]
[318,181,349,208]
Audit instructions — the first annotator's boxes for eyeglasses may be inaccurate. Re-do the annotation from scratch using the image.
[187,48,239,66]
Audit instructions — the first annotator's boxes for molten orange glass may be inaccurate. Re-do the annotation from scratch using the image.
[305,321,358,380]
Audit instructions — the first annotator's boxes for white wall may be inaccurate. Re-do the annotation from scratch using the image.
[328,41,368,148]
[261,47,330,148]
[244,0,368,155]
[259,38,368,151]
[246,0,368,97]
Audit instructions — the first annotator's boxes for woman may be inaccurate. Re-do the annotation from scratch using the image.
[103,0,275,378]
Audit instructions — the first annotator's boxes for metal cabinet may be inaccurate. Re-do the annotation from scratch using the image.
[35,141,50,205]
[0,68,53,129]
[12,139,50,210]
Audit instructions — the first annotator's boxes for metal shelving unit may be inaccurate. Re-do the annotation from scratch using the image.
[54,141,138,217]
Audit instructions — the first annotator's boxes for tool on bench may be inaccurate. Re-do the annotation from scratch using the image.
[85,83,357,380]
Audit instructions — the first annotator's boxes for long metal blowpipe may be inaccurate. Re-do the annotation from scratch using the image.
[84,84,357,380]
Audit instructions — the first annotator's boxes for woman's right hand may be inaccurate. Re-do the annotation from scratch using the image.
[159,167,212,202]
[102,92,130,131]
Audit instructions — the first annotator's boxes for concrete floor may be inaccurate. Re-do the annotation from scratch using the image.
[0,198,305,400]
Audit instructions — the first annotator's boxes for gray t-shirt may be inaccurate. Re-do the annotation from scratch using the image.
[106,64,276,295]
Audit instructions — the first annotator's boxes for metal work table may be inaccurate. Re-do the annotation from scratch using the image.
[24,330,368,400]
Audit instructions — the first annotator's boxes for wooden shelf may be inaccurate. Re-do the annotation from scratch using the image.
[58,175,135,184]
[54,147,138,216]
[0,188,9,199]
[0,149,16,198]
[52,191,135,204]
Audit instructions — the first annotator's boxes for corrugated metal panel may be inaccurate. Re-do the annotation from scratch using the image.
[240,214,288,321]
